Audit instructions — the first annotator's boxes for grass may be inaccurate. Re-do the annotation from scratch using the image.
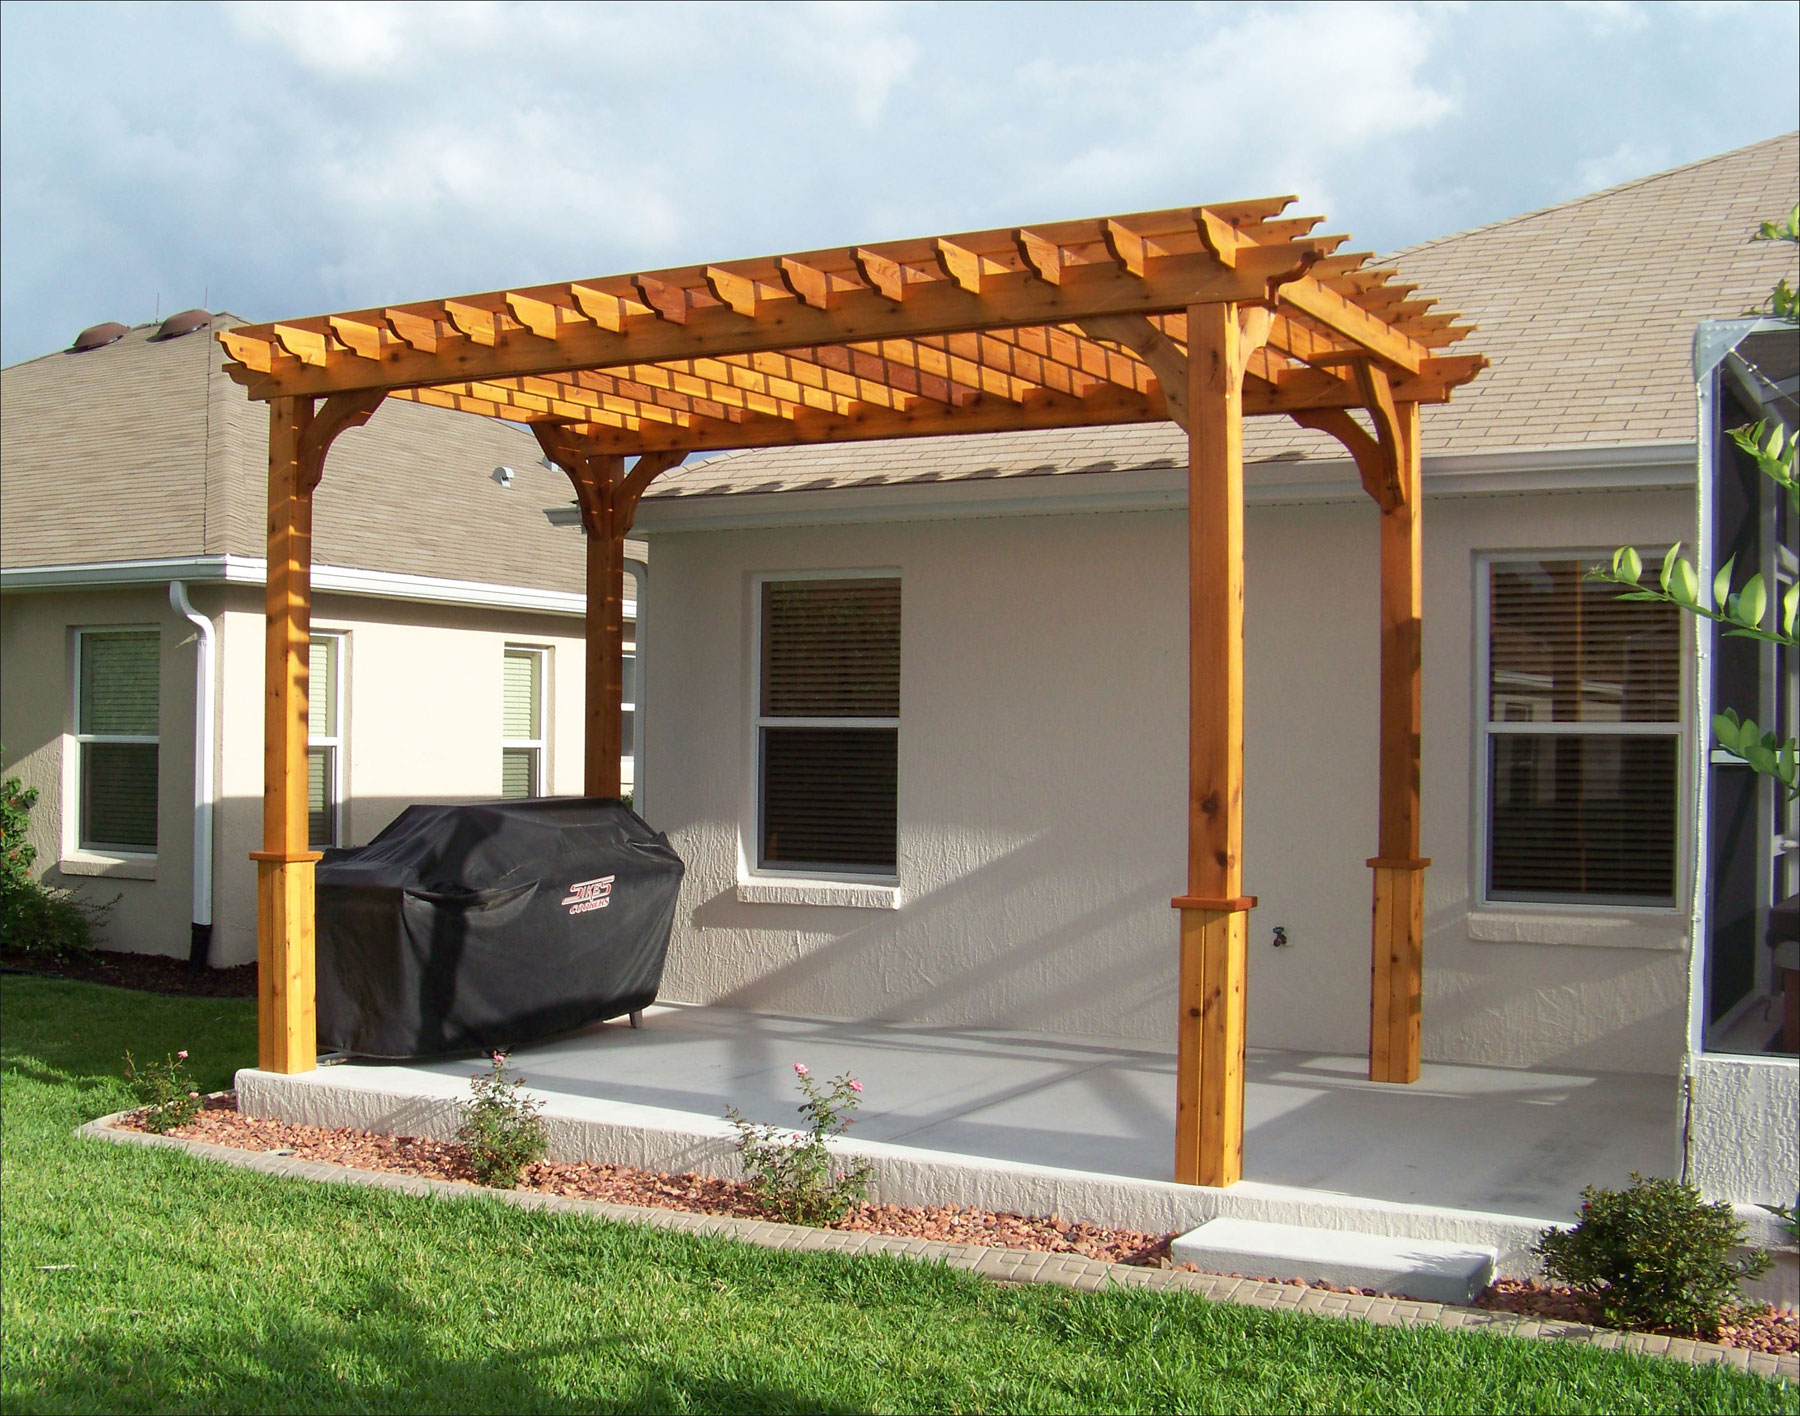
[1,975,1791,1416]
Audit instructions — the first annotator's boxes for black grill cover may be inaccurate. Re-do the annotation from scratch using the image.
[315,799,684,1059]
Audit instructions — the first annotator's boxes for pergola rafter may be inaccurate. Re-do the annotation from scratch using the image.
[221,193,1484,1188]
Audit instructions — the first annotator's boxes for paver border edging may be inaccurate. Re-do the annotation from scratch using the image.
[78,1113,1797,1385]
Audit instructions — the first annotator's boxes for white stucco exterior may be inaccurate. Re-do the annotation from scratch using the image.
[641,476,1696,1073]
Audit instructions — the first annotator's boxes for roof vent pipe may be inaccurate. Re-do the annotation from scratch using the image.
[169,581,215,969]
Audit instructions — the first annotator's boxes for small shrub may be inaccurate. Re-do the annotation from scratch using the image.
[1535,1172,1772,1336]
[458,1051,547,1187]
[124,1048,202,1133]
[1,763,38,895]
[0,878,110,958]
[727,1063,873,1225]
[0,763,110,957]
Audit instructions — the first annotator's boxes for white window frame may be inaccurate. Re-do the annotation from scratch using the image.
[502,644,549,797]
[746,568,901,886]
[71,625,161,859]
[621,637,637,794]
[1472,549,1689,915]
[308,631,346,850]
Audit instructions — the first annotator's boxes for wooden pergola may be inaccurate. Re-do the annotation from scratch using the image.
[220,198,1483,1187]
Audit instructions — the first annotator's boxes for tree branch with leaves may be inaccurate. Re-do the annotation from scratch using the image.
[1587,206,1799,799]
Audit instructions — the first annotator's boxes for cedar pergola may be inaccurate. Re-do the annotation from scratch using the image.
[220,199,1483,1187]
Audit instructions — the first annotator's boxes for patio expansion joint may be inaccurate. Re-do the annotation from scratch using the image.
[77,1113,1799,1384]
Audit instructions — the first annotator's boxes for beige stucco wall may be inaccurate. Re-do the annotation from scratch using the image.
[1,585,206,959]
[3,583,595,966]
[641,484,1695,1074]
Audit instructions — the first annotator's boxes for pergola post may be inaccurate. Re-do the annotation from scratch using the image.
[251,396,319,1074]
[1291,381,1428,1085]
[535,431,682,798]
[252,392,383,1074]
[1368,399,1426,1084]
[1172,301,1258,1188]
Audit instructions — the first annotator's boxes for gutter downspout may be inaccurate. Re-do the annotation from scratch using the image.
[625,557,648,815]
[169,581,214,969]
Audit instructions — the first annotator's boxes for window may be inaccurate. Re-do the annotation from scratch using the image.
[308,634,343,850]
[622,646,637,762]
[1481,558,1681,907]
[755,576,900,877]
[74,629,159,853]
[502,646,547,798]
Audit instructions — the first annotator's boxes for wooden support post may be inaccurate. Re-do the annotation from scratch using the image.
[251,395,320,1074]
[1368,398,1426,1084]
[536,432,683,799]
[251,391,384,1075]
[1171,301,1257,1188]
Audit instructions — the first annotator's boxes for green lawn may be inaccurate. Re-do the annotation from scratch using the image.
[1,975,1790,1416]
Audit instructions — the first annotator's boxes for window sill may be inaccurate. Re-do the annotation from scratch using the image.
[1467,909,1685,951]
[58,854,157,881]
[736,878,901,910]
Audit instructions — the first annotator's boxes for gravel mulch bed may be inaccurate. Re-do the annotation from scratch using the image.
[119,1097,1171,1267]
[1476,1276,1796,1356]
[1,950,256,998]
[115,1098,1798,1354]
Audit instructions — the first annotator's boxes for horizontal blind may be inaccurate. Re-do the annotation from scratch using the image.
[1485,559,1680,907]
[1487,735,1677,905]
[81,742,157,850]
[761,727,897,871]
[761,579,900,718]
[1488,561,1679,724]
[503,650,540,739]
[501,746,537,799]
[308,638,336,738]
[80,631,158,736]
[308,746,333,849]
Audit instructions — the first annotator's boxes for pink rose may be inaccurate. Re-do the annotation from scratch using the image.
[793,1063,809,1076]
[188,1091,199,1099]
[849,1079,863,1093]
[177,1051,188,1060]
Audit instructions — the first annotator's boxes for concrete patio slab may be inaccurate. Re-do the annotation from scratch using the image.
[236,1002,1687,1278]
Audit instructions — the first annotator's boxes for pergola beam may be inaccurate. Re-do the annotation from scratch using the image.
[223,245,1321,401]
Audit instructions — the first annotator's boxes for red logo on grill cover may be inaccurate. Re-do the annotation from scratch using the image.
[561,876,614,914]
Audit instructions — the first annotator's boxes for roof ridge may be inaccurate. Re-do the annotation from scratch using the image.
[1383,130,1798,263]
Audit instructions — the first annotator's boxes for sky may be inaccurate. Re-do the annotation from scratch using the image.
[1,0,1796,367]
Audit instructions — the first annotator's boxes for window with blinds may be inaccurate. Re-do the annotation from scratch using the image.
[502,646,546,798]
[308,635,342,849]
[1483,559,1681,907]
[756,577,900,875]
[75,629,159,852]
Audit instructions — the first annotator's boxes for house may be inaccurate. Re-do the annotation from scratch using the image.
[0,311,646,967]
[622,134,1798,1203]
[200,133,1795,1228]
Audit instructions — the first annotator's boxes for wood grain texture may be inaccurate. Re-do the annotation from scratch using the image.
[1369,400,1425,1083]
[1175,301,1251,1188]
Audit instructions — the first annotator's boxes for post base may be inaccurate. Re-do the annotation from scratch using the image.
[1368,861,1427,1084]
[1174,903,1250,1187]
[254,855,319,1074]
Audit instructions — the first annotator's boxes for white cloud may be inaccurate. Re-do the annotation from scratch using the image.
[1576,140,1673,193]
[1563,1,1650,33]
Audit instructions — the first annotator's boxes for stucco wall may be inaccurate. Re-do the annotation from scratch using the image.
[642,485,1696,1072]
[1,585,205,958]
[1685,1054,1800,1207]
[2,583,592,966]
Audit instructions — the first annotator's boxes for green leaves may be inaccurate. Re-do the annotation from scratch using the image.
[1713,710,1800,797]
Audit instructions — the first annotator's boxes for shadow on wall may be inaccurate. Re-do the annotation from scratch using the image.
[688,820,1178,1041]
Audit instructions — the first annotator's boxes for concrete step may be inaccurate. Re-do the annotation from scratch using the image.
[1170,1216,1497,1305]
